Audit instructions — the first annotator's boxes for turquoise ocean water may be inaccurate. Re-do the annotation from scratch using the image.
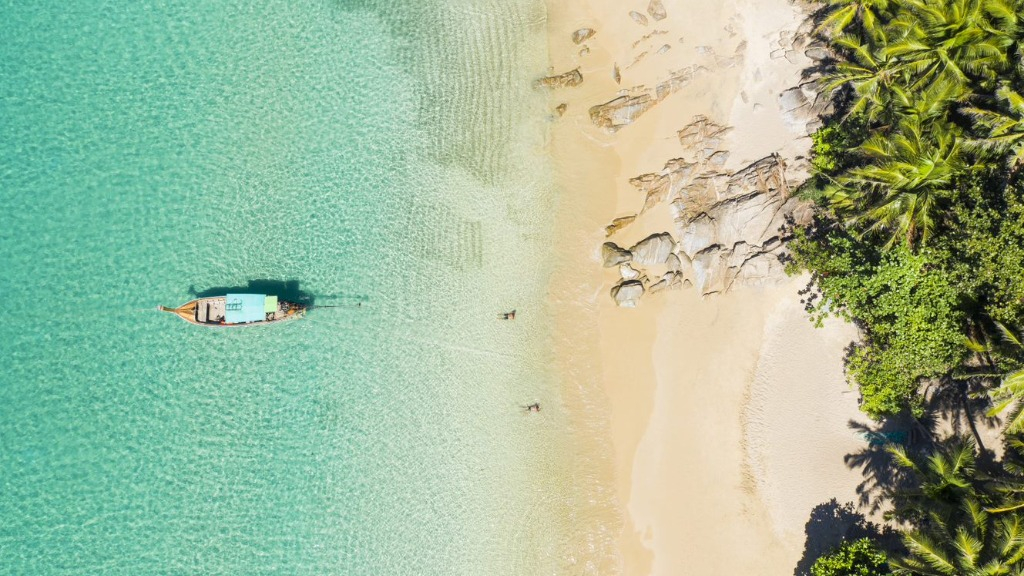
[0,2,609,573]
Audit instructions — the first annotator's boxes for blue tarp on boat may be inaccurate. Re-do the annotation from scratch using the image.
[225,294,266,324]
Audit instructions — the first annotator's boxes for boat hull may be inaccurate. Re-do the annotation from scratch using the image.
[158,296,306,327]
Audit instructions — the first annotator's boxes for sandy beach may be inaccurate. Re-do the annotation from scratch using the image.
[543,0,880,573]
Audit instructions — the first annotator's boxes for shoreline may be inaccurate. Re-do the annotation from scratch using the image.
[543,0,874,573]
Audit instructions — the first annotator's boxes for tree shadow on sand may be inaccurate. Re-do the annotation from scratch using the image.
[842,413,931,516]
[842,383,1004,518]
[792,499,899,576]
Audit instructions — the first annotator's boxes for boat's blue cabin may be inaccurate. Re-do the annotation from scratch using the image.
[225,293,276,324]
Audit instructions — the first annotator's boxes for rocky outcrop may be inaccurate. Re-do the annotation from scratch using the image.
[572,28,596,45]
[602,242,633,267]
[611,280,645,307]
[649,271,683,294]
[534,68,583,89]
[670,154,795,294]
[603,115,812,302]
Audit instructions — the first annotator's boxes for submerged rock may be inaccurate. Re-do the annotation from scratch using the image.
[590,94,655,131]
[605,214,637,237]
[629,11,649,26]
[534,68,583,89]
[602,242,633,267]
[572,28,596,45]
[648,0,668,20]
[611,280,645,307]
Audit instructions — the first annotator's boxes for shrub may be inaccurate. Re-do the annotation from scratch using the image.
[811,538,891,576]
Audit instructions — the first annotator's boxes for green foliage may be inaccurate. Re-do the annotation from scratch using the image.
[791,0,1024,417]
[846,248,967,417]
[811,116,869,175]
[811,538,892,576]
[940,178,1024,327]
[788,225,967,417]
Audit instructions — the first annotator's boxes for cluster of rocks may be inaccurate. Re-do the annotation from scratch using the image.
[604,233,688,307]
[604,116,813,305]
[769,28,833,134]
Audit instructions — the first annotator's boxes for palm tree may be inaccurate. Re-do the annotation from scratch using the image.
[886,438,1024,575]
[823,32,903,122]
[892,500,1024,575]
[882,0,1014,94]
[817,0,892,37]
[887,438,980,524]
[986,324,1024,433]
[826,117,965,246]
[964,85,1024,168]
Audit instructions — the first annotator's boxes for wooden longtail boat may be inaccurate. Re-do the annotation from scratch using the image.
[158,294,306,327]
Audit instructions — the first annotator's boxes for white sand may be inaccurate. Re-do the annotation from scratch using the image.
[544,0,876,574]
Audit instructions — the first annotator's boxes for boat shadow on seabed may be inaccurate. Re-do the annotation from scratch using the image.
[188,280,316,307]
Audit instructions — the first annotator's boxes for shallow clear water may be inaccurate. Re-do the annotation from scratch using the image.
[0,1,595,574]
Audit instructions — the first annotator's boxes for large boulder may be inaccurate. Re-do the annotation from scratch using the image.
[611,280,645,307]
[779,87,808,113]
[630,233,676,265]
[710,191,784,247]
[602,242,632,267]
[691,246,728,295]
